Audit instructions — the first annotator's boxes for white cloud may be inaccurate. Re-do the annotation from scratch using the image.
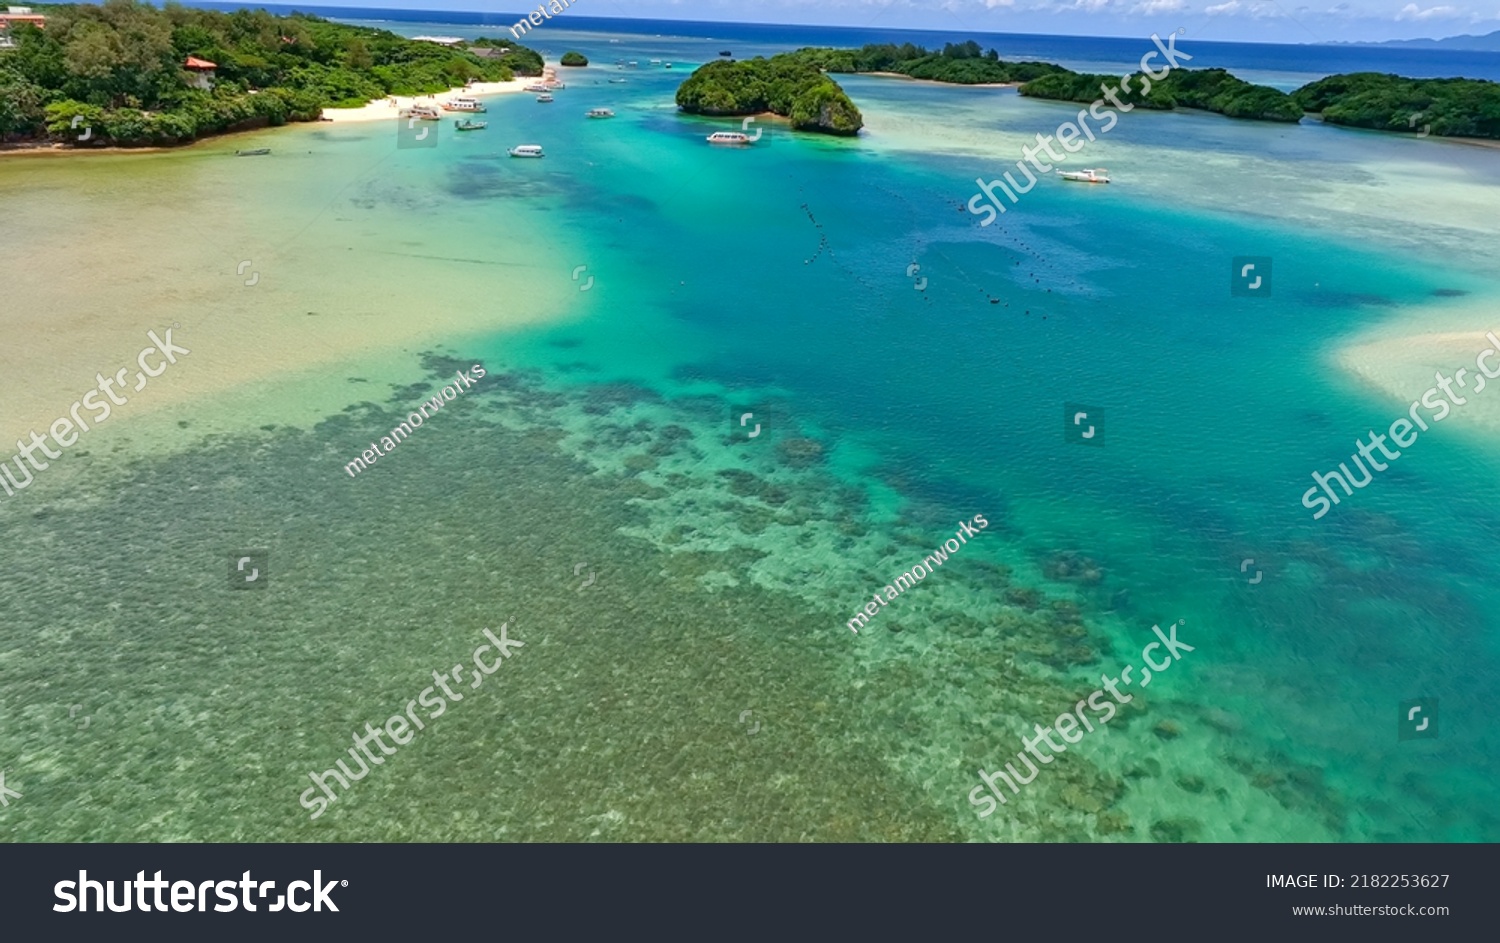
[1131,0,1188,11]
[1031,0,1116,11]
[1197,0,1286,14]
[1395,3,1465,19]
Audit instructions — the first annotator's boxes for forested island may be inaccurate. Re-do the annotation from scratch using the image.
[787,40,1066,85]
[789,41,1301,123]
[674,53,863,135]
[0,1,542,147]
[1019,67,1304,122]
[687,40,1500,140]
[1293,72,1500,138]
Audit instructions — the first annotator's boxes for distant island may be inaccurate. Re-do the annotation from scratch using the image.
[680,40,1500,141]
[561,51,587,67]
[1335,28,1500,52]
[789,41,1302,123]
[788,41,1067,85]
[1019,66,1303,122]
[0,1,542,147]
[675,53,863,136]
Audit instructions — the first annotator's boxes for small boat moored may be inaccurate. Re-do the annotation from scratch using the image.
[586,107,615,118]
[405,103,442,120]
[235,147,271,157]
[706,131,752,146]
[536,93,554,103]
[454,119,487,131]
[524,83,550,92]
[508,144,545,158]
[1059,167,1111,184]
[443,97,486,112]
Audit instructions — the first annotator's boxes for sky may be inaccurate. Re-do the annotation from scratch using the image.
[284,0,1500,43]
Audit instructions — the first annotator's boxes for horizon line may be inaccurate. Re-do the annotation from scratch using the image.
[164,1,1498,49]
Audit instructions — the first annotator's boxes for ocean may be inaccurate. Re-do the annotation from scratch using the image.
[179,2,1500,85]
[2,8,1498,842]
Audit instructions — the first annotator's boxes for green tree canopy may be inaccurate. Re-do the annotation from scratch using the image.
[676,55,863,135]
[1,1,543,145]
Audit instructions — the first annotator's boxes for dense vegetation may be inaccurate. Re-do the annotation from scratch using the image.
[0,0,541,146]
[1293,72,1500,138]
[470,37,543,75]
[560,50,587,67]
[675,54,863,135]
[786,40,1066,85]
[1019,67,1304,122]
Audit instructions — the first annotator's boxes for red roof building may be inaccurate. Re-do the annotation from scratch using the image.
[183,56,217,90]
[0,13,46,28]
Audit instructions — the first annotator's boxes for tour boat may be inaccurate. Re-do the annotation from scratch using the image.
[524,83,550,92]
[443,97,486,112]
[664,63,673,69]
[536,93,554,103]
[454,119,487,131]
[545,81,566,90]
[1060,168,1110,184]
[706,131,752,146]
[406,104,441,120]
[508,144,544,158]
[586,108,615,118]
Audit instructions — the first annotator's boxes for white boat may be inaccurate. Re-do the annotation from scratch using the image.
[405,103,441,120]
[1060,167,1110,184]
[608,78,627,83]
[438,97,486,112]
[649,59,661,64]
[508,144,544,158]
[706,131,751,146]
[524,83,550,92]
[545,81,566,90]
[587,107,615,118]
[536,93,554,103]
[664,63,673,69]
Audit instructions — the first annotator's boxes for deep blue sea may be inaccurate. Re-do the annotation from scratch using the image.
[180,2,1500,86]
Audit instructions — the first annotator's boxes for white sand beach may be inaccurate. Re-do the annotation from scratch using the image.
[320,77,538,123]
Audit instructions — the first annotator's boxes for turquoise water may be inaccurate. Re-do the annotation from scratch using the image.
[4,42,1500,842]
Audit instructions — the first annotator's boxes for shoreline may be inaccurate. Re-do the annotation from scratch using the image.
[319,76,540,123]
[0,70,549,157]
[860,70,1018,88]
